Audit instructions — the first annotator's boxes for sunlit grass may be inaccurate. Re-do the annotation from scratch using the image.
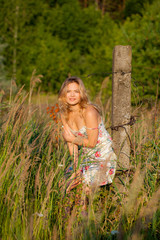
[0,78,159,239]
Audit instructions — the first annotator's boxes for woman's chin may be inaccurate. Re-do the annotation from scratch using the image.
[67,101,80,106]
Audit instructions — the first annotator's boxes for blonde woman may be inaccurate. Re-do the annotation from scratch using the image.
[58,76,117,195]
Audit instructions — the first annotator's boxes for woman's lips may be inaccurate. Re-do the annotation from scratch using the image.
[69,98,76,101]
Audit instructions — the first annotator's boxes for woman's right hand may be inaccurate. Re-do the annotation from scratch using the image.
[62,122,76,142]
[62,128,75,143]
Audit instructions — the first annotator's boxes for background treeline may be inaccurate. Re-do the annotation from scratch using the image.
[0,0,159,101]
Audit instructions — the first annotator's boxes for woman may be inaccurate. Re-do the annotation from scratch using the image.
[58,76,116,193]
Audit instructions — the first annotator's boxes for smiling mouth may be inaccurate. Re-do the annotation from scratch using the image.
[69,98,76,101]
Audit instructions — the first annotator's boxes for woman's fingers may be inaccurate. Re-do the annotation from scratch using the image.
[62,130,68,140]
[63,126,74,138]
[62,129,74,142]
[63,125,72,135]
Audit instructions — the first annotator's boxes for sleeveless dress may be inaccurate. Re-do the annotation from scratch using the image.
[69,120,117,187]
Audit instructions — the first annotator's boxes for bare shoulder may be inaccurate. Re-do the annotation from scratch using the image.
[83,104,99,118]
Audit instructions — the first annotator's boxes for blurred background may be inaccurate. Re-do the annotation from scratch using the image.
[0,0,159,103]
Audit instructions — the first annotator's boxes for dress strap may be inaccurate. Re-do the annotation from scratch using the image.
[86,127,99,130]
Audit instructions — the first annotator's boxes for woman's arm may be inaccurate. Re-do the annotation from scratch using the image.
[67,142,74,155]
[60,114,79,168]
[62,106,99,148]
[83,106,99,147]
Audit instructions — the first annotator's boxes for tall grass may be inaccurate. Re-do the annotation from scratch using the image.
[0,81,159,239]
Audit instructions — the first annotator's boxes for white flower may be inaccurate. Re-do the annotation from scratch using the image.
[111,230,119,235]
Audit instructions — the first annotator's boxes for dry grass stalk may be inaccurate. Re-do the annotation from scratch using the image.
[35,163,41,192]
[131,187,160,238]
[28,214,34,240]
[0,151,17,183]
[37,124,52,155]
[66,207,76,240]
[0,141,16,175]
[28,69,43,116]
[132,104,159,151]
[0,89,5,103]
[33,167,55,233]
[19,158,31,194]
[52,224,58,240]
[131,233,143,240]
[13,84,25,103]
[123,164,145,216]
[10,157,31,203]
[94,77,110,121]
[5,153,23,196]
[118,164,146,239]
[47,139,52,163]
[104,97,112,127]
[2,92,28,136]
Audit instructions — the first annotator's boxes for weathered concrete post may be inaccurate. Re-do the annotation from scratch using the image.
[112,45,132,169]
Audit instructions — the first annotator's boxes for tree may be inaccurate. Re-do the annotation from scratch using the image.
[118,0,160,102]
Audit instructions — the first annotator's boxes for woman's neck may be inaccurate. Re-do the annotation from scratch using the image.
[69,104,81,112]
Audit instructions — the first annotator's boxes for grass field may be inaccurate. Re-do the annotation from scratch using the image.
[0,85,159,240]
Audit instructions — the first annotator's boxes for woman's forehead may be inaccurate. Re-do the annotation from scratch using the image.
[67,82,79,90]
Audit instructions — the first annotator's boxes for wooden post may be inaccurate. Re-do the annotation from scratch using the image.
[112,45,132,169]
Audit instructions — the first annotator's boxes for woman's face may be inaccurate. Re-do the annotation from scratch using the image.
[66,82,81,106]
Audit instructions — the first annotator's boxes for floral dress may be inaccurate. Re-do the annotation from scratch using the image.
[70,120,117,187]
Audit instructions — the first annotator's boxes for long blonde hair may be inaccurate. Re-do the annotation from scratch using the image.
[58,76,101,119]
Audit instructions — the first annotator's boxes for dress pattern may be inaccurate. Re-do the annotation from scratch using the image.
[70,120,117,187]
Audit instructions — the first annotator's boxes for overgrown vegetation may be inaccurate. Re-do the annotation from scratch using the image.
[0,78,159,239]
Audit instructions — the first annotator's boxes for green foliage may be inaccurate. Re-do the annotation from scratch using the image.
[0,38,8,88]
[0,0,159,101]
[119,0,160,103]
[0,88,160,239]
[123,0,155,18]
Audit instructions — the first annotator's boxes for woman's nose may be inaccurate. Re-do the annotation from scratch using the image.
[71,91,75,96]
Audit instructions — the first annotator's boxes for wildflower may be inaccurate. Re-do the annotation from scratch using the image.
[111,230,119,235]
[109,168,114,175]
[55,107,59,113]
[78,132,83,137]
[85,166,89,171]
[95,151,101,157]
[46,103,60,123]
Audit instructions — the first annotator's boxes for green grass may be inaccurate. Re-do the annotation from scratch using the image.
[0,87,159,240]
